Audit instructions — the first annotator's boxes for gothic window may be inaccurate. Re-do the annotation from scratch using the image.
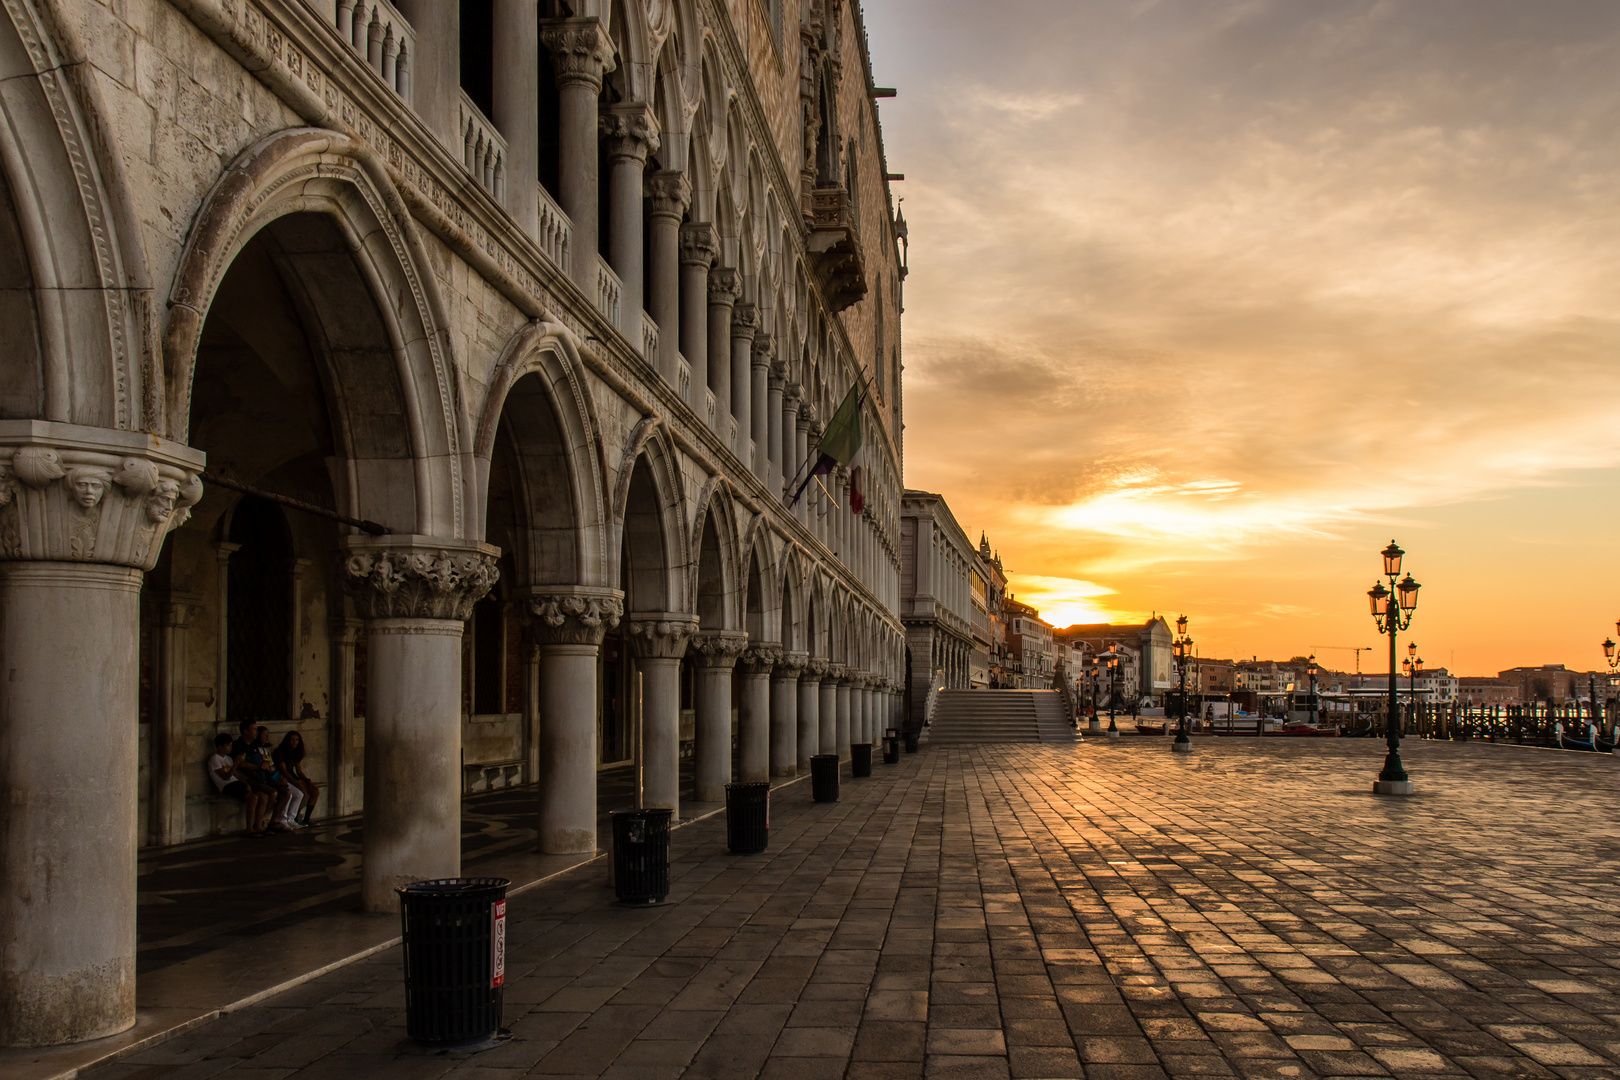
[227,496,293,724]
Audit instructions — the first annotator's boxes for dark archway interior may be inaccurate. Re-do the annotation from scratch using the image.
[0,164,41,418]
[227,496,293,723]
[696,514,725,629]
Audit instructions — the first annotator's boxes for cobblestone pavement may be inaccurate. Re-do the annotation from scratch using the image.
[92,738,1620,1080]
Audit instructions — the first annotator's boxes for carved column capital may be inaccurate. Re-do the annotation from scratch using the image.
[751,331,775,370]
[708,267,741,305]
[784,385,803,409]
[680,222,719,268]
[646,170,692,224]
[730,302,759,341]
[803,657,830,681]
[525,587,624,646]
[340,536,500,621]
[739,642,783,674]
[541,18,616,92]
[625,613,699,659]
[774,651,808,677]
[827,663,849,684]
[0,421,205,570]
[691,630,750,669]
[600,101,660,164]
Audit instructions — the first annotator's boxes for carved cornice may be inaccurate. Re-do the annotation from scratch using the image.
[646,170,692,223]
[730,302,758,341]
[679,222,718,268]
[708,267,741,305]
[0,422,204,570]
[527,589,624,646]
[738,643,783,674]
[691,630,750,669]
[541,18,616,92]
[600,102,660,164]
[341,536,500,621]
[625,614,699,659]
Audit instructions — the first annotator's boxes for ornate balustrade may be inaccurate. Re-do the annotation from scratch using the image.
[535,182,572,275]
[595,256,622,327]
[458,90,506,201]
[319,0,413,99]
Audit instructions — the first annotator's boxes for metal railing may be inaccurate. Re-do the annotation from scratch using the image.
[535,182,572,274]
[323,0,414,99]
[457,90,506,201]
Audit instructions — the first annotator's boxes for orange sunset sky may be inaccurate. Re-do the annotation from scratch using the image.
[864,0,1620,677]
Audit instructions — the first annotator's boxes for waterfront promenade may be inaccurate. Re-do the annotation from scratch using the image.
[79,739,1620,1078]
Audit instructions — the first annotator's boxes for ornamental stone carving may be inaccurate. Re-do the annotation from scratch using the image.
[625,614,699,659]
[691,631,750,669]
[646,170,692,223]
[775,651,808,677]
[731,302,759,340]
[527,589,624,646]
[541,19,616,91]
[708,267,741,305]
[803,657,830,680]
[0,422,204,569]
[680,222,718,268]
[751,331,774,369]
[600,102,660,164]
[739,643,783,674]
[341,537,500,621]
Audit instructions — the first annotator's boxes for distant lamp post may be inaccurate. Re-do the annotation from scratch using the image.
[1102,649,1123,739]
[1368,541,1421,795]
[1402,643,1423,724]
[1599,627,1620,729]
[1172,616,1194,753]
[1307,655,1319,727]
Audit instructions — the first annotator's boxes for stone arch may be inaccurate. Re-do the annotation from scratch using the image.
[0,0,155,432]
[614,425,687,614]
[689,475,737,629]
[164,128,471,538]
[476,322,611,586]
[778,545,804,653]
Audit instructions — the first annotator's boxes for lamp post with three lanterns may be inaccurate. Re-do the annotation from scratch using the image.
[1173,616,1194,753]
[1368,541,1421,795]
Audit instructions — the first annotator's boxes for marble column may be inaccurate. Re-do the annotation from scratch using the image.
[679,224,717,410]
[492,0,539,233]
[328,617,362,817]
[737,644,780,783]
[152,597,199,847]
[397,0,459,148]
[821,665,841,756]
[783,389,802,501]
[528,590,622,852]
[707,270,739,439]
[794,411,811,525]
[771,653,806,777]
[344,537,500,912]
[751,333,772,481]
[626,615,697,818]
[690,631,747,802]
[646,171,691,385]
[835,672,853,760]
[730,303,757,461]
[862,684,875,744]
[0,424,203,1047]
[767,365,785,495]
[798,661,825,772]
[600,103,658,338]
[540,19,614,295]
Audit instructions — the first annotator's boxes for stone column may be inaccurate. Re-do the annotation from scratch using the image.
[862,684,875,744]
[328,617,362,817]
[343,538,499,912]
[771,652,806,777]
[751,334,772,481]
[767,363,785,494]
[820,665,841,756]
[730,303,757,460]
[783,388,801,500]
[794,411,811,524]
[707,270,740,439]
[397,0,459,148]
[541,18,614,295]
[528,589,622,852]
[492,0,539,233]
[600,102,659,338]
[626,615,697,818]
[0,422,204,1047]
[522,638,540,785]
[151,597,199,847]
[835,671,853,759]
[679,224,717,409]
[690,631,747,802]
[737,644,780,783]
[646,172,691,385]
[798,660,825,772]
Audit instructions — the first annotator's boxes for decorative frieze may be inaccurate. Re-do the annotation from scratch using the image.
[625,615,699,659]
[0,422,204,570]
[527,589,624,646]
[692,631,751,669]
[341,536,500,620]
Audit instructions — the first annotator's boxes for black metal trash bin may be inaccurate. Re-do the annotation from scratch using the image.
[397,877,511,1051]
[726,781,770,854]
[851,742,872,777]
[883,727,900,764]
[810,754,840,802]
[611,807,672,904]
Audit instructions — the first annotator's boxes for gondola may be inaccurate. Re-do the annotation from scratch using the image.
[1556,721,1604,753]
[1276,724,1341,737]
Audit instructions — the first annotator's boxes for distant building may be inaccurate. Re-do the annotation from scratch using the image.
[1458,677,1520,706]
[900,491,977,730]
[1005,598,1056,689]
[970,535,1009,687]
[1057,618,1173,700]
[1498,665,1582,705]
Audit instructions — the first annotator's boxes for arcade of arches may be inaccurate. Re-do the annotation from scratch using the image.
[0,0,906,1050]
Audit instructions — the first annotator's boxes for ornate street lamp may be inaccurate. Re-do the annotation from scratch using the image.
[1402,643,1423,728]
[1172,615,1193,753]
[1307,654,1319,727]
[1599,626,1620,729]
[1369,541,1420,794]
[1102,649,1123,739]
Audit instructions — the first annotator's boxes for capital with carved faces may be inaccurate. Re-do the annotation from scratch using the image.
[541,18,616,92]
[708,267,741,306]
[526,587,625,646]
[341,536,501,621]
[775,651,808,677]
[751,332,775,371]
[600,102,660,165]
[0,421,204,570]
[646,170,692,225]
[625,613,699,659]
[739,642,783,674]
[680,222,719,268]
[731,302,758,342]
[802,657,829,681]
[691,630,750,669]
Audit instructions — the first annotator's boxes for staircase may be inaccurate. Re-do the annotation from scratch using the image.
[928,690,1076,744]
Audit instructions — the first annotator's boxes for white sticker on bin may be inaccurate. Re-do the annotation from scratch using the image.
[491,899,506,988]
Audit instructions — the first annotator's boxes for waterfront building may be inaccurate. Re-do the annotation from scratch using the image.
[1005,597,1056,689]
[900,490,975,726]
[970,533,1008,687]
[1057,618,1172,700]
[0,0,905,1046]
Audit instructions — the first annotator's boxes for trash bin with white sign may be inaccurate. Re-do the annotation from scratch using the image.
[397,877,511,1051]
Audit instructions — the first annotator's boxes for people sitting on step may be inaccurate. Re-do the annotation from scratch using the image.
[207,732,274,837]
[253,725,305,830]
[229,721,299,832]
[272,731,320,826]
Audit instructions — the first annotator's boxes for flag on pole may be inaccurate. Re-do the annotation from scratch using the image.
[788,384,865,506]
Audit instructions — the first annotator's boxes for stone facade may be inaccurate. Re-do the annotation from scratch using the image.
[0,0,905,1047]
[899,489,977,732]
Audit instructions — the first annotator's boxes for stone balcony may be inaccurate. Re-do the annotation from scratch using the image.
[805,185,868,313]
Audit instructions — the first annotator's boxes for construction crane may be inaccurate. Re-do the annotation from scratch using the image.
[1311,645,1375,674]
